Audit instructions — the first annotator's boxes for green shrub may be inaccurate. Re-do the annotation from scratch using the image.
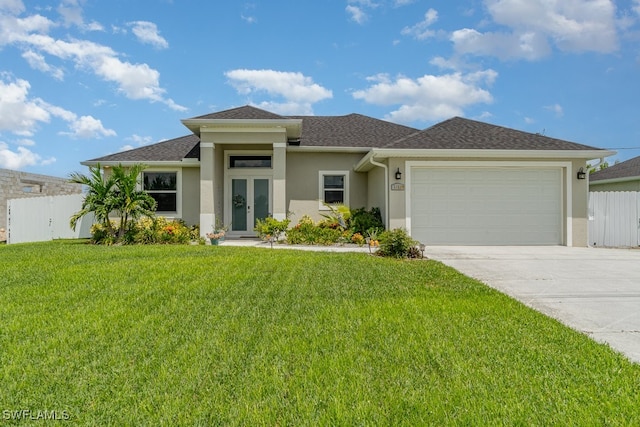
[286,215,344,245]
[377,228,418,258]
[254,217,291,241]
[320,203,352,229]
[350,207,384,235]
[89,221,118,245]
[91,217,193,245]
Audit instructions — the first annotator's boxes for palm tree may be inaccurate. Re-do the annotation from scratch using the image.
[69,163,157,242]
[110,164,156,239]
[69,164,117,237]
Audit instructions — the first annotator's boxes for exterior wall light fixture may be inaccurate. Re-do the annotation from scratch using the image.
[395,168,402,180]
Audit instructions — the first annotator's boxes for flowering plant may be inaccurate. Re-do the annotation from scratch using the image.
[206,230,225,240]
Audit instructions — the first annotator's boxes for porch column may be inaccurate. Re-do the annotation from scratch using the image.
[272,142,287,220]
[200,141,215,237]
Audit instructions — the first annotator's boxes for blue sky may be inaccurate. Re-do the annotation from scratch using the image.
[1,0,640,177]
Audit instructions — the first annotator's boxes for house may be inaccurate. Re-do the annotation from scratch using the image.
[0,168,83,242]
[589,156,640,192]
[82,106,612,246]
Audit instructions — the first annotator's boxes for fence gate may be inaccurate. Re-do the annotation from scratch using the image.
[7,194,93,244]
[588,191,640,247]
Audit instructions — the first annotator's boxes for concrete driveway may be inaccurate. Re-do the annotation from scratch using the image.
[426,246,640,364]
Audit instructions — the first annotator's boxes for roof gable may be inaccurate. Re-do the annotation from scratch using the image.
[590,155,640,182]
[191,105,286,120]
[386,117,600,151]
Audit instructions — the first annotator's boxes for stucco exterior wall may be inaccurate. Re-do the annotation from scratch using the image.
[387,158,407,230]
[367,165,386,225]
[1,168,82,240]
[571,159,589,247]
[286,151,367,224]
[181,167,200,225]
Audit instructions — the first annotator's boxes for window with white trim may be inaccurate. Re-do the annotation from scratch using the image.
[143,171,177,212]
[319,171,349,208]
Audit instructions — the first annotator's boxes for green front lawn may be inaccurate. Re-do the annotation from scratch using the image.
[1,241,639,425]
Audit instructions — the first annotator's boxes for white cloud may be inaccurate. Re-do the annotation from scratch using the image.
[57,0,103,31]
[241,14,257,24]
[22,50,64,80]
[545,103,564,117]
[452,28,551,61]
[0,76,50,135]
[429,56,462,71]
[126,133,154,146]
[401,8,438,40]
[452,0,618,60]
[17,138,35,146]
[254,100,314,116]
[0,0,24,14]
[64,115,116,139]
[352,70,497,123]
[0,74,115,139]
[0,141,54,169]
[346,5,367,24]
[225,69,332,114]
[128,21,168,49]
[1,6,184,111]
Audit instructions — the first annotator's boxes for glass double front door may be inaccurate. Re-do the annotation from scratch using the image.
[230,177,270,234]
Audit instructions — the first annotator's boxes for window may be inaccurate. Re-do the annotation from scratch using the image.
[229,155,272,168]
[319,171,349,208]
[143,172,177,212]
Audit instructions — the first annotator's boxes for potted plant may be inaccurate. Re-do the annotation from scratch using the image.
[206,219,230,245]
[206,230,225,245]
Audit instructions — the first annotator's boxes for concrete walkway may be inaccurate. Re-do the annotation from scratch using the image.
[215,238,373,253]
[426,246,640,364]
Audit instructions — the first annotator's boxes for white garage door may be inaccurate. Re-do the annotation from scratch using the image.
[410,167,563,245]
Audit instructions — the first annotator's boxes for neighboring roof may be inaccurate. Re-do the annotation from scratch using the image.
[386,117,602,151]
[590,156,640,182]
[86,134,200,163]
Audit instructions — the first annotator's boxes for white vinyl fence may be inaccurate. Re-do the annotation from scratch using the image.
[7,194,93,244]
[588,191,640,247]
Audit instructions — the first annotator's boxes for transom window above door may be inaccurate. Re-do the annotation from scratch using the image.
[229,155,272,168]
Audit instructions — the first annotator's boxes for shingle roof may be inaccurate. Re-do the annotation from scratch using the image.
[290,114,418,148]
[386,117,601,150]
[87,134,200,163]
[191,105,287,120]
[85,107,604,164]
[590,155,640,182]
